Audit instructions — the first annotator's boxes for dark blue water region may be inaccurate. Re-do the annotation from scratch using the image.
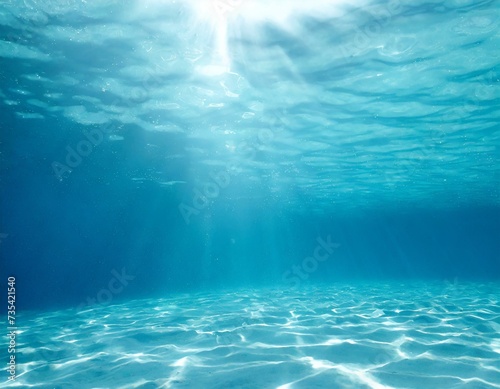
[1,177,499,313]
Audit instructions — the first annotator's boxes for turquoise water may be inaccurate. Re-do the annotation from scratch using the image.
[12,283,500,388]
[1,0,499,387]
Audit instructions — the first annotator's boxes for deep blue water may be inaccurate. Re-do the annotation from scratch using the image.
[1,0,499,387]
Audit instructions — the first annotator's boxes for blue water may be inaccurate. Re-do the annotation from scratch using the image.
[1,0,499,387]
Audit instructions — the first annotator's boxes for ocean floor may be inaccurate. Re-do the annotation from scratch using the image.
[11,282,500,388]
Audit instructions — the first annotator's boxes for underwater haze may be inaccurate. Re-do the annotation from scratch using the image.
[1,0,500,388]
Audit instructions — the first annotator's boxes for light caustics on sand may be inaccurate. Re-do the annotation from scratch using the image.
[13,283,500,388]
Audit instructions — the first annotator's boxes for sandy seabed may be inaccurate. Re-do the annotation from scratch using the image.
[9,282,500,388]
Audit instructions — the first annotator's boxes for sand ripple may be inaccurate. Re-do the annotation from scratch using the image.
[9,282,500,388]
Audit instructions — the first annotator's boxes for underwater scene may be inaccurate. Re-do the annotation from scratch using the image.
[1,0,499,388]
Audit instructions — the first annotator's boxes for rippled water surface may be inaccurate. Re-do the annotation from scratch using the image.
[1,0,499,212]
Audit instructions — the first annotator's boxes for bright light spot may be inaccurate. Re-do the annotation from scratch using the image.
[276,384,293,389]
[188,0,355,77]
[198,64,230,76]
[171,356,190,367]
[301,356,334,369]
[191,0,353,25]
